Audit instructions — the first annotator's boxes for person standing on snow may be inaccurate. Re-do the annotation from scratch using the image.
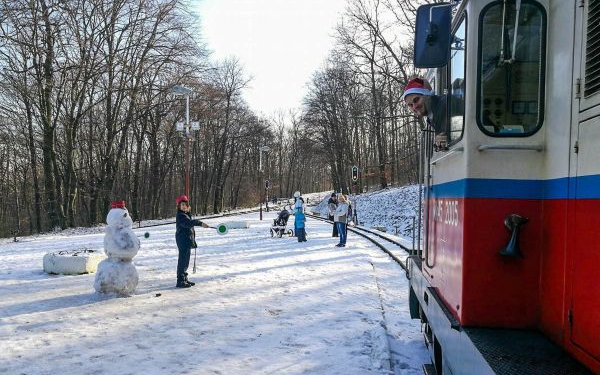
[347,199,354,226]
[334,194,349,247]
[327,193,339,237]
[175,195,209,288]
[294,207,307,242]
[292,191,304,238]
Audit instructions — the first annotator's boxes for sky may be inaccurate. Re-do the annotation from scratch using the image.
[194,0,347,116]
[0,189,428,374]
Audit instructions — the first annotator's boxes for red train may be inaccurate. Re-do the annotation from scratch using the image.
[407,1,600,374]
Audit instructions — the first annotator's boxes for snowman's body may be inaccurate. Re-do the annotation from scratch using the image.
[94,206,140,296]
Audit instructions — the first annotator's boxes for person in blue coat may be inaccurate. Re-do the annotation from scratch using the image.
[175,195,209,288]
[295,207,307,242]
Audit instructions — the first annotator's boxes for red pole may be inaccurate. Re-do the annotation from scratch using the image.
[185,136,190,198]
[185,94,190,199]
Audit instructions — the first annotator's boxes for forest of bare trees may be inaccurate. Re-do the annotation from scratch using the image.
[0,0,435,238]
[302,0,437,196]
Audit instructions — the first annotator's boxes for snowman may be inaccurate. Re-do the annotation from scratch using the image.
[94,201,140,296]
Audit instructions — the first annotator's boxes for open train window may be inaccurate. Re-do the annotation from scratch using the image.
[477,0,546,137]
[449,15,466,145]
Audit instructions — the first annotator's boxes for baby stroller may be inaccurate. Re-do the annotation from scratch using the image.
[270,209,294,237]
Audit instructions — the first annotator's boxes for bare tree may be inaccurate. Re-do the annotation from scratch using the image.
[205,57,250,213]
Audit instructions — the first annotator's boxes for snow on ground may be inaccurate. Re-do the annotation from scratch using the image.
[0,187,428,375]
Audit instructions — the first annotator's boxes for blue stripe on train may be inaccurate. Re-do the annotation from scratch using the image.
[430,175,600,199]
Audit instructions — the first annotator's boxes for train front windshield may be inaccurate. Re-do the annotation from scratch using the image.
[478,1,547,136]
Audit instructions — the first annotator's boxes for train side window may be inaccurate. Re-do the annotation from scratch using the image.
[449,16,466,145]
[477,1,547,137]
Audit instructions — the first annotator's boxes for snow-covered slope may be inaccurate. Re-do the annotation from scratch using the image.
[312,186,421,240]
[354,186,421,238]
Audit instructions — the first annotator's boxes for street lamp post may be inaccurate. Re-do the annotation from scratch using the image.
[172,85,199,198]
[258,145,270,220]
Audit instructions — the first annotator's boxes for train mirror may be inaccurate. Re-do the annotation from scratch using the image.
[414,3,452,68]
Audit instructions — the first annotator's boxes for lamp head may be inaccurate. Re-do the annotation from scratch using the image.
[171,85,192,96]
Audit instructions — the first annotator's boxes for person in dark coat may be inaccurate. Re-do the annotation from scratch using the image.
[327,193,339,237]
[175,195,209,288]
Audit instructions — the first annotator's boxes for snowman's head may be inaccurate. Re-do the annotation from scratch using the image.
[106,208,133,229]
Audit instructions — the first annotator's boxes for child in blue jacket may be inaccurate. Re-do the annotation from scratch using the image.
[295,207,307,242]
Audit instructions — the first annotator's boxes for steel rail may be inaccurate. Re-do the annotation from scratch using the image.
[136,200,321,230]
[134,208,261,229]
[307,213,411,272]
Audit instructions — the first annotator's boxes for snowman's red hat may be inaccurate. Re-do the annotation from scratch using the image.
[111,201,126,209]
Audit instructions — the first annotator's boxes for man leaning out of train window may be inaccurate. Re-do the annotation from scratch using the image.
[403,77,449,151]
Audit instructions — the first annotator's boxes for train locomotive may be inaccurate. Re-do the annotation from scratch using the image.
[407,0,600,374]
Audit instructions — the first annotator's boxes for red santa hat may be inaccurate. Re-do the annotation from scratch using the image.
[111,200,126,209]
[401,77,434,100]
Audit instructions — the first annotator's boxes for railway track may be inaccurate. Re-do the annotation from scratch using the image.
[134,208,260,229]
[307,213,414,272]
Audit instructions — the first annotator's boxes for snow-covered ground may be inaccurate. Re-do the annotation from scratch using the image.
[0,191,428,375]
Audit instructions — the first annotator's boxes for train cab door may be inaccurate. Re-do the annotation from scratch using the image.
[568,0,600,361]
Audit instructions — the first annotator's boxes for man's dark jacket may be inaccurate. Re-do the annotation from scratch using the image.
[427,95,449,134]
